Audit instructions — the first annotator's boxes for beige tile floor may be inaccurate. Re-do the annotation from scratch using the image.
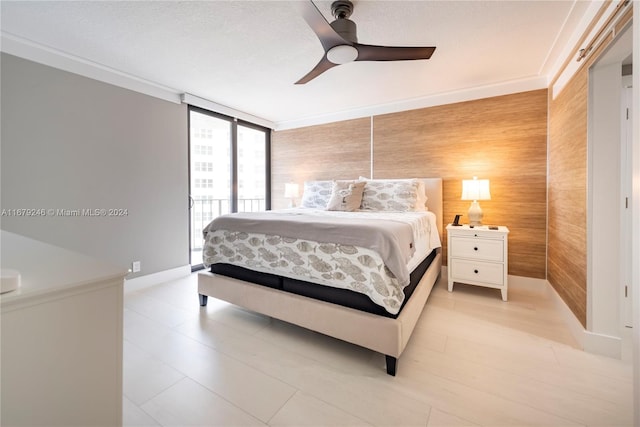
[123,272,634,427]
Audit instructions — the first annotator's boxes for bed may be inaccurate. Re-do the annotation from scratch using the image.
[198,177,443,375]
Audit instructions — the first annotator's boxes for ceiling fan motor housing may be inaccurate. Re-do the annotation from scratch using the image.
[330,0,357,43]
[330,18,357,43]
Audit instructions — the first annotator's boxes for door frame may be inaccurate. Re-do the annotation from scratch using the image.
[586,23,633,356]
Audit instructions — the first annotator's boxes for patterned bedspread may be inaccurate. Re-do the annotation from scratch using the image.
[203,209,440,314]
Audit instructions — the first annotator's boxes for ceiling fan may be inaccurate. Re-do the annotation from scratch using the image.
[296,0,436,84]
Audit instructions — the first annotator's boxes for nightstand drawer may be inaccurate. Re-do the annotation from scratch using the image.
[450,259,504,286]
[449,237,504,262]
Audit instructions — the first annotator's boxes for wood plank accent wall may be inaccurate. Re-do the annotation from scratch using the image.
[272,89,548,279]
[271,117,371,208]
[547,2,632,328]
[548,69,588,327]
[372,90,548,279]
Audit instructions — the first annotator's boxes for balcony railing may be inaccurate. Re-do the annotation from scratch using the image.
[190,198,266,261]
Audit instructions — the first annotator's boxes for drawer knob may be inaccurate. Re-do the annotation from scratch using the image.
[474,269,479,274]
[474,247,478,251]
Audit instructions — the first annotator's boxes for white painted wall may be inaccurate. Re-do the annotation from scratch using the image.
[1,53,190,278]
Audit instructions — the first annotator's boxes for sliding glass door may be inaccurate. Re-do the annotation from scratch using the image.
[237,124,268,212]
[188,106,270,269]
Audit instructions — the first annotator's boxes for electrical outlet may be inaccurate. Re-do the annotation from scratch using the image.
[132,261,141,273]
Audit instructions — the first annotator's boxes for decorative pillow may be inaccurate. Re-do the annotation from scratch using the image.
[300,180,334,209]
[326,181,366,211]
[359,179,422,212]
[358,177,428,211]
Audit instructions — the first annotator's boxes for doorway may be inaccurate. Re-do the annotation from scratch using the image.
[587,24,633,355]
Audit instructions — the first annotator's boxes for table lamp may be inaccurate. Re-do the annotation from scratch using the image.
[461,176,491,225]
[284,183,300,208]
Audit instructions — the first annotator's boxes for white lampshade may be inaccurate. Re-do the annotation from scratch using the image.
[461,177,491,226]
[461,177,491,201]
[284,183,299,198]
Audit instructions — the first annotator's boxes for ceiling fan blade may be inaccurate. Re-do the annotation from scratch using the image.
[295,56,338,85]
[354,44,436,62]
[300,0,348,52]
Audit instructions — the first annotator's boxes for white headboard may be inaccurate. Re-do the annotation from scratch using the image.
[421,178,443,239]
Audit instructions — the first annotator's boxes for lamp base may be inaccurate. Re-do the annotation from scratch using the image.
[467,201,484,226]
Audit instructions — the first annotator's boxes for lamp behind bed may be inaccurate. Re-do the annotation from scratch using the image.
[284,183,300,208]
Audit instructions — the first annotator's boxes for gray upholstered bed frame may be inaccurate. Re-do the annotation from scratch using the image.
[198,178,443,375]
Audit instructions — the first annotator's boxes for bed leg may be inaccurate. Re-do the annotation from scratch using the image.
[199,294,208,307]
[385,355,397,376]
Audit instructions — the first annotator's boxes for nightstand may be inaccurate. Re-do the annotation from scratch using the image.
[447,224,509,301]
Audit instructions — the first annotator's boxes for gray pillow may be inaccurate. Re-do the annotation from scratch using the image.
[360,180,421,211]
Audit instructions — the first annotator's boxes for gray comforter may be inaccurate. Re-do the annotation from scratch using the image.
[203,210,416,285]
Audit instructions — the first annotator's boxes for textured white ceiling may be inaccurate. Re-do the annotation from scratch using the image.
[1,1,589,128]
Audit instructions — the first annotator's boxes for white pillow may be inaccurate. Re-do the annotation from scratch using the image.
[358,177,428,211]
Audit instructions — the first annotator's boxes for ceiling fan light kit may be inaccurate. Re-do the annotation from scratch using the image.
[327,45,358,64]
[296,0,436,84]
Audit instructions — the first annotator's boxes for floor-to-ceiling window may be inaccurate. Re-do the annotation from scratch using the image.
[188,106,270,269]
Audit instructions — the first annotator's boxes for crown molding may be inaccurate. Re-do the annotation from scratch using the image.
[1,31,182,104]
[273,75,548,131]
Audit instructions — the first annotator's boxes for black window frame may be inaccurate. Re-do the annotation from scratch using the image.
[188,105,271,271]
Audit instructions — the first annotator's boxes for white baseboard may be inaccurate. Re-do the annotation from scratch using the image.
[508,274,548,291]
[543,279,588,350]
[544,278,624,358]
[583,330,622,358]
[124,264,191,293]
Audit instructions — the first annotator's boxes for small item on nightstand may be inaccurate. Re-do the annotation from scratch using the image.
[451,214,462,226]
[489,226,499,230]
